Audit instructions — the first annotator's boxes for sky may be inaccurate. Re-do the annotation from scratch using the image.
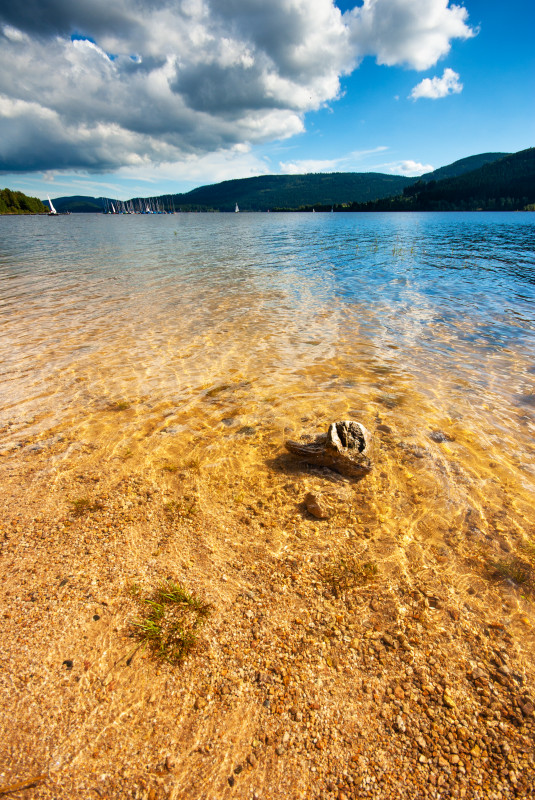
[1,0,533,200]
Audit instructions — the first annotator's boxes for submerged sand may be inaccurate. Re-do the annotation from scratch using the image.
[0,397,534,800]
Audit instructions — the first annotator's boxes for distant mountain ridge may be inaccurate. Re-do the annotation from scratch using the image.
[420,152,510,183]
[45,150,517,213]
[48,195,107,213]
[162,172,413,212]
[347,148,535,212]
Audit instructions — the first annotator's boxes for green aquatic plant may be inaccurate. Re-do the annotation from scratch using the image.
[131,580,211,664]
[68,497,103,516]
[109,400,130,411]
[163,499,197,519]
[319,556,378,599]
[490,557,535,594]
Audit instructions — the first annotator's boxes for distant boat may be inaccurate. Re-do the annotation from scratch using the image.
[235,203,239,213]
[47,195,58,215]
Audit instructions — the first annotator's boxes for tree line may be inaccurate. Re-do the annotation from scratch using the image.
[0,188,47,214]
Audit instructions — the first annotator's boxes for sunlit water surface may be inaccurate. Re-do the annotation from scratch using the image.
[1,212,534,607]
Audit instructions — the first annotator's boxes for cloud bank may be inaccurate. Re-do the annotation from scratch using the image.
[0,0,475,174]
[410,67,463,100]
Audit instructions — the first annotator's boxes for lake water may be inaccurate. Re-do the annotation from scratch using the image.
[1,211,535,609]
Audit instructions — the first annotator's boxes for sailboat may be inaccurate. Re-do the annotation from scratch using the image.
[47,195,58,215]
[235,203,239,213]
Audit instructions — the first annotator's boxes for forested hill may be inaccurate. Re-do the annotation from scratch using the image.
[168,152,510,210]
[0,188,47,214]
[50,175,414,213]
[166,172,414,212]
[43,149,526,213]
[419,152,510,183]
[45,195,107,213]
[346,149,535,212]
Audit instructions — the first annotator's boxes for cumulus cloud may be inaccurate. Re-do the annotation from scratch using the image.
[409,67,463,100]
[380,159,434,176]
[0,0,475,174]
[346,0,475,70]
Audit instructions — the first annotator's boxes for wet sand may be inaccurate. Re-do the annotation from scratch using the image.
[1,385,534,799]
[1,212,534,797]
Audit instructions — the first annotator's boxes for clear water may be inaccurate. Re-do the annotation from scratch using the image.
[1,212,534,436]
[1,211,534,611]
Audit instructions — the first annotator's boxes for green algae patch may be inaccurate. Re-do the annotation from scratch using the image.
[131,580,211,665]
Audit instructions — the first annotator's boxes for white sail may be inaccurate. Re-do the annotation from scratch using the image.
[47,195,57,214]
[235,203,239,213]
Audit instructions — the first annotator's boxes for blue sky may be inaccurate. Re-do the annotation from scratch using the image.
[1,0,533,200]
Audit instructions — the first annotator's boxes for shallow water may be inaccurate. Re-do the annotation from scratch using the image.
[1,211,534,602]
[1,213,534,432]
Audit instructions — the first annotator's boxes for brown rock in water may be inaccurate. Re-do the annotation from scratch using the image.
[304,492,329,519]
[285,420,372,478]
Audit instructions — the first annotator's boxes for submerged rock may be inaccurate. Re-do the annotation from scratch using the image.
[285,420,372,478]
[429,430,455,443]
[304,492,329,519]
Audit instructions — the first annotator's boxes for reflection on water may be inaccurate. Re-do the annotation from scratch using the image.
[1,211,534,623]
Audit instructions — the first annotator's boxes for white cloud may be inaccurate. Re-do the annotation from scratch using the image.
[410,67,463,100]
[345,0,475,71]
[378,159,434,176]
[0,0,475,174]
[117,146,273,188]
[279,146,389,174]
[279,157,342,174]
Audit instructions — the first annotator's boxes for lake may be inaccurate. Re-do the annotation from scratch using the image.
[1,211,534,607]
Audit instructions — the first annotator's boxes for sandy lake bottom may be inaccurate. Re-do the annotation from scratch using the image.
[1,212,534,798]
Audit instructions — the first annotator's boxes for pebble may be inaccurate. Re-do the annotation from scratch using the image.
[429,430,455,443]
[521,700,534,717]
[237,426,256,436]
[394,715,406,733]
[304,493,329,520]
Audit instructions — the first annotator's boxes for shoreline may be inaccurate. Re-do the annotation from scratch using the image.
[1,420,534,799]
